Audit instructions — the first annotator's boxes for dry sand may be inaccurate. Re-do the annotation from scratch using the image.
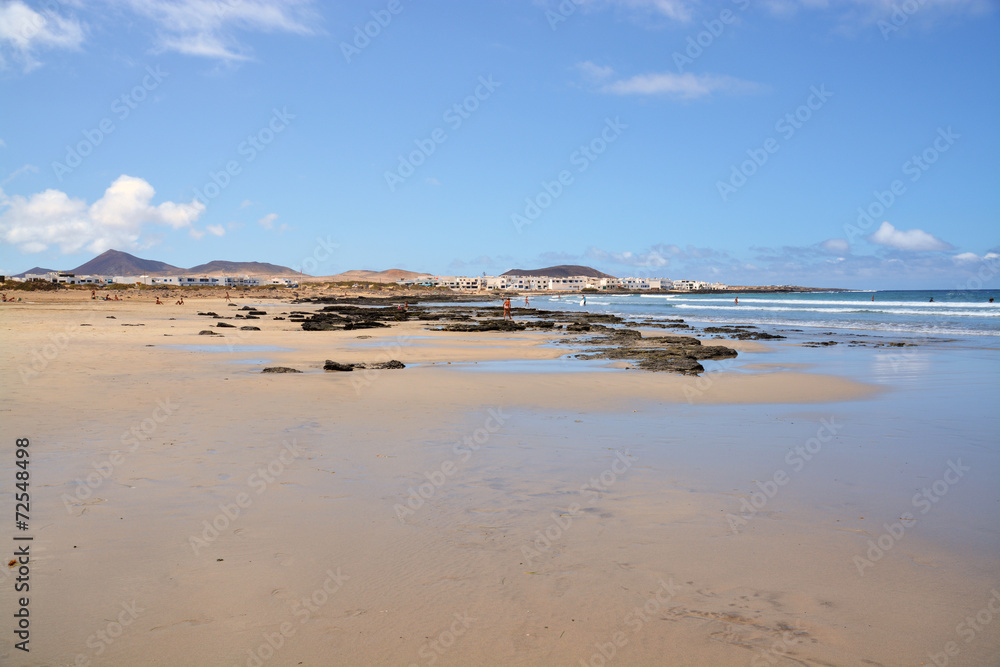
[1,293,997,666]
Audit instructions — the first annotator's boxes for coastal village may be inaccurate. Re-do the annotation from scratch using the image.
[8,269,726,292]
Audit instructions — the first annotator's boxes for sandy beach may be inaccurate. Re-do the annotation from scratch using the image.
[1,292,998,666]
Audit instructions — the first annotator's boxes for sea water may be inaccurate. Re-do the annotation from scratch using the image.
[527,289,1000,339]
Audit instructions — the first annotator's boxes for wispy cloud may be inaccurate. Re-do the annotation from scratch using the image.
[579,63,760,99]
[1,164,38,186]
[868,221,953,252]
[586,246,670,267]
[257,212,287,233]
[0,175,204,254]
[0,1,84,71]
[120,0,320,61]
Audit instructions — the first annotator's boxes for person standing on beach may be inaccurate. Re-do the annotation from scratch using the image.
[503,297,512,320]
[225,291,232,303]
[524,296,529,307]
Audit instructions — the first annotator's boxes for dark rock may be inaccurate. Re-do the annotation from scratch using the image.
[216,322,235,328]
[199,330,220,336]
[323,360,354,372]
[197,312,219,317]
[262,367,301,373]
[106,316,116,319]
[566,322,591,332]
[272,317,286,320]
[240,326,260,331]
[355,360,406,370]
[439,320,526,332]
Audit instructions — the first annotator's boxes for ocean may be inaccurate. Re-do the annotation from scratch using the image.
[527,289,1000,339]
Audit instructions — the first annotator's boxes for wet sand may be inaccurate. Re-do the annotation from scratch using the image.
[1,294,998,666]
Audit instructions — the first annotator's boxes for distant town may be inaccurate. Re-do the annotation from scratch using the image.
[8,269,727,292]
[4,250,815,293]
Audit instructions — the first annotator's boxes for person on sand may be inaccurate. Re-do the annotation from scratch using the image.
[155,297,162,305]
[225,291,232,303]
[503,297,512,321]
[91,289,96,300]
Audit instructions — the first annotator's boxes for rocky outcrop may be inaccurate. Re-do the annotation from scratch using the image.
[577,330,737,375]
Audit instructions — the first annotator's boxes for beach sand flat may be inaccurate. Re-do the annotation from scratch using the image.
[1,294,997,666]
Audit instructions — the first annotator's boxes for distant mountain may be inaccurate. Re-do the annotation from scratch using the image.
[502,265,616,279]
[305,269,431,284]
[186,260,301,277]
[13,266,58,277]
[70,250,183,276]
[62,249,299,277]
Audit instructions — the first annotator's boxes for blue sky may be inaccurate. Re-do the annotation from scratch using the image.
[0,0,997,289]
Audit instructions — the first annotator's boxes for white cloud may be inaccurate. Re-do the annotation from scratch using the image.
[0,175,204,254]
[953,251,999,264]
[257,212,288,233]
[574,60,615,81]
[206,224,226,236]
[122,0,320,61]
[240,199,255,209]
[587,246,670,268]
[868,221,952,252]
[599,71,759,99]
[591,0,694,22]
[821,238,849,253]
[0,1,84,71]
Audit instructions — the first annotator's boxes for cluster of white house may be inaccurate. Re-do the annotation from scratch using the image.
[14,272,298,287]
[396,274,727,291]
[12,271,727,292]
